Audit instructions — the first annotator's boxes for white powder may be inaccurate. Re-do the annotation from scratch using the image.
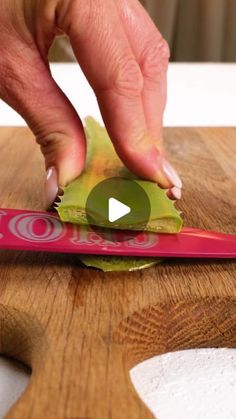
[130,348,236,419]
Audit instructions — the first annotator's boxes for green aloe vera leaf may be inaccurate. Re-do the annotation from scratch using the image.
[56,117,183,233]
[79,255,162,272]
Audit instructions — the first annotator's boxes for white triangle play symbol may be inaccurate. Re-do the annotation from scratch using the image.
[108,197,131,223]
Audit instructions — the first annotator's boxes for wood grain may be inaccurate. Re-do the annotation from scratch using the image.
[0,127,235,419]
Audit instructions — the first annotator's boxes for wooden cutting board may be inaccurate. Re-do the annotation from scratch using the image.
[0,127,235,419]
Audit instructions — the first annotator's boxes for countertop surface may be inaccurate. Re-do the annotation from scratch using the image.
[0,63,236,419]
[1,63,236,127]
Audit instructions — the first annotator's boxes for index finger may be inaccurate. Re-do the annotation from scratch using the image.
[116,0,182,192]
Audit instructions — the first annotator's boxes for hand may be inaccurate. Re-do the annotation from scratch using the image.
[0,0,182,206]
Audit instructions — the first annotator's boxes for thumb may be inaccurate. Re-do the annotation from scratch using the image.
[0,44,86,208]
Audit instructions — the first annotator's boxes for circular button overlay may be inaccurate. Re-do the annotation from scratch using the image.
[85,177,151,242]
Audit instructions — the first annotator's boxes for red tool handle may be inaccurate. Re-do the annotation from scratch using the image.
[0,208,235,258]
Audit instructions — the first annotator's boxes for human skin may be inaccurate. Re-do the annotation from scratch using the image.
[0,0,182,206]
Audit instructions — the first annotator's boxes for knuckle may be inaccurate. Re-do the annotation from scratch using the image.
[58,0,94,35]
[0,58,25,106]
[113,57,143,97]
[141,36,170,82]
[0,51,42,113]
[36,132,65,158]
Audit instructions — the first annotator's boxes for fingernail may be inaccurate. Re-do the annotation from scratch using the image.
[168,186,182,200]
[45,167,58,209]
[161,158,182,189]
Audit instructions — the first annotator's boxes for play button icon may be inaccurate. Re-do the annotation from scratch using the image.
[108,198,131,222]
[85,177,151,239]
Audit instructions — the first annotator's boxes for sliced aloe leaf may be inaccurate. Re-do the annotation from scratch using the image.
[79,255,162,272]
[56,117,183,233]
